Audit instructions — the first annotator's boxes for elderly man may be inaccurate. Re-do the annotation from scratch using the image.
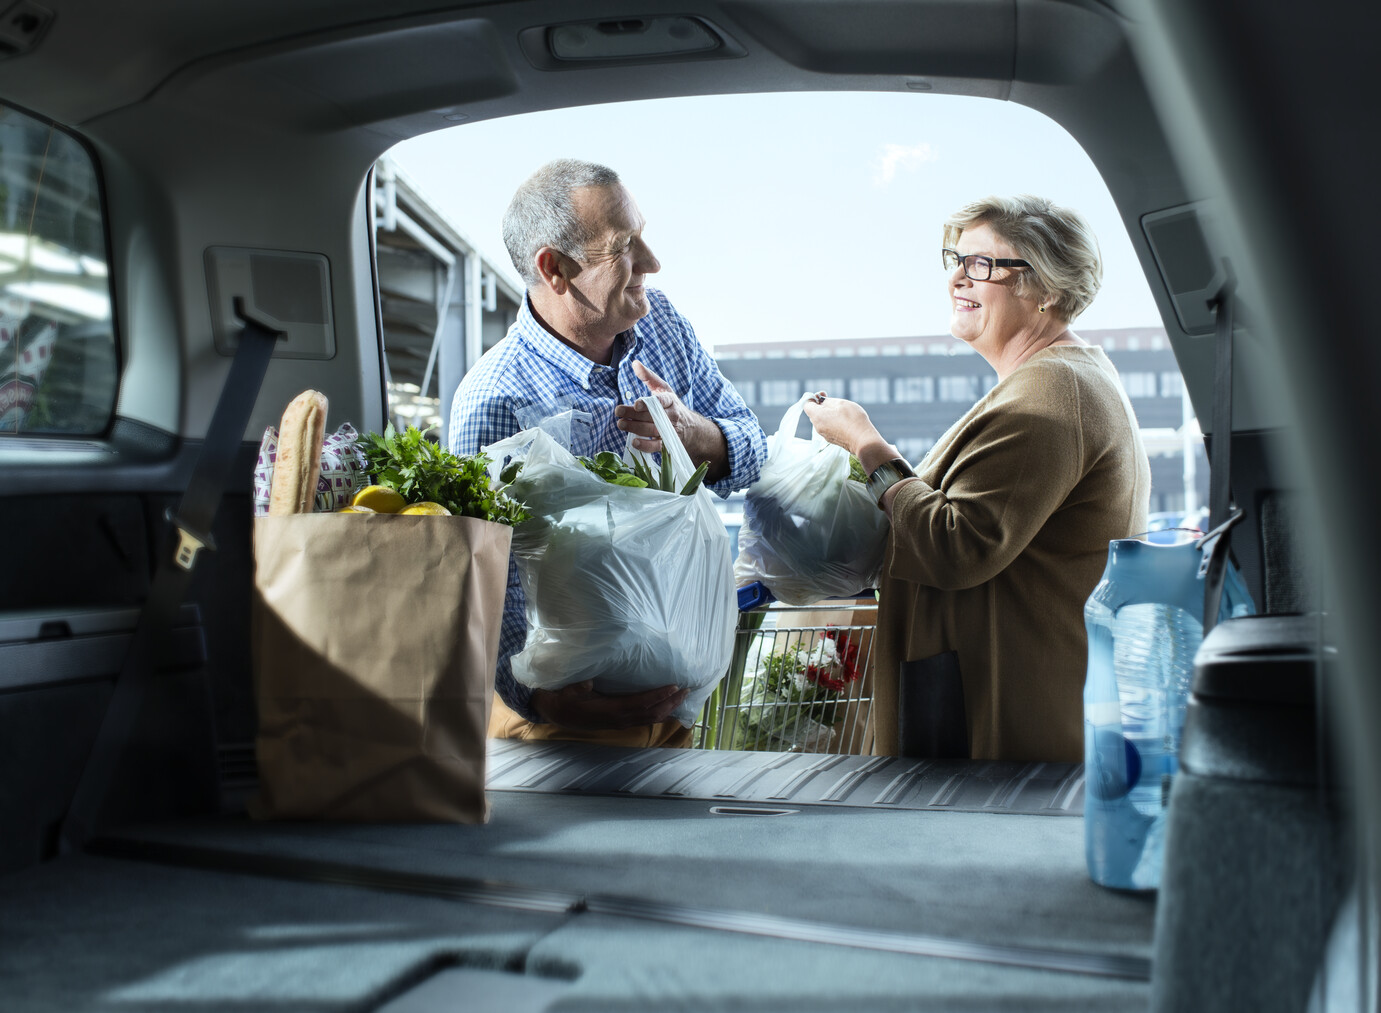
[449,158,766,747]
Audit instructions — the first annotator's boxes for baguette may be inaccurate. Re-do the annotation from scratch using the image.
[268,389,328,515]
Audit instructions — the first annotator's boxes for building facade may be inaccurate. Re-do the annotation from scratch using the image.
[714,329,1205,518]
[372,156,523,443]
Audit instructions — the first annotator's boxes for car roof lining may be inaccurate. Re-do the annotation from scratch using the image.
[4,1,1120,128]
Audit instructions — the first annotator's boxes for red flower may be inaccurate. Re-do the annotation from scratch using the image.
[802,628,862,693]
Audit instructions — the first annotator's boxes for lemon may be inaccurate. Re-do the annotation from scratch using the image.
[351,485,406,513]
[398,501,451,516]
[337,504,375,514]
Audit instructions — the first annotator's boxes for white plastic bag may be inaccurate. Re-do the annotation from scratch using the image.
[733,394,891,604]
[484,397,736,728]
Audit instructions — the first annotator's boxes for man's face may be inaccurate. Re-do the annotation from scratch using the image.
[566,183,661,337]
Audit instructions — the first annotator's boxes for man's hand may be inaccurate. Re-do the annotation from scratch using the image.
[530,680,689,730]
[614,360,728,481]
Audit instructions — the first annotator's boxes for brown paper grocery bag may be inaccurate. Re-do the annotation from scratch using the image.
[249,513,511,822]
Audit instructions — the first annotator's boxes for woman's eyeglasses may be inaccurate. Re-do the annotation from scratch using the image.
[942,249,1031,281]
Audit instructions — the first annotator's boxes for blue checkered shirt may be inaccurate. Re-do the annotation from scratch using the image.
[448,287,766,722]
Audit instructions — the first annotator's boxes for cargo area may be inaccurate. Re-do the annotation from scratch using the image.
[0,741,1155,1013]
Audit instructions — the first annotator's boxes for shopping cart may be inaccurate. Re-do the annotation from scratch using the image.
[695,582,877,755]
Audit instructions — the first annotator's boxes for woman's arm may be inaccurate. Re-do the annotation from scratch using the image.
[802,397,921,516]
[806,368,1087,590]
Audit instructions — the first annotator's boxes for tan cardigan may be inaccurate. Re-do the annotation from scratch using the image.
[873,346,1150,762]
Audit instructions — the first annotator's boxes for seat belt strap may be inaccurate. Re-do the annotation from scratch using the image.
[1199,266,1241,634]
[59,301,284,854]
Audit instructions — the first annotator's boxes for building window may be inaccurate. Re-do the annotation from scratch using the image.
[760,379,800,406]
[736,380,755,406]
[1121,371,1158,398]
[806,379,842,398]
[1160,371,1184,398]
[848,377,890,403]
[894,376,934,403]
[939,375,979,402]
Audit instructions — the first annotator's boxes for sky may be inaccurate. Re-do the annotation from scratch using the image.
[389,91,1163,349]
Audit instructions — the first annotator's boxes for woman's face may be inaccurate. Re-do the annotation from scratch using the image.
[947,223,1042,350]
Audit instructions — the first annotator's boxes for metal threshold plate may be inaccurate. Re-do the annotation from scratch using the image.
[487,740,1085,815]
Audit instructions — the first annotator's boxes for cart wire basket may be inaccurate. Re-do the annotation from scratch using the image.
[695,585,877,755]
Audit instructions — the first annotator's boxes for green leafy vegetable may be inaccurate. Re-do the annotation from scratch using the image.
[567,449,705,495]
[848,455,868,483]
[361,423,529,525]
[679,461,710,496]
[578,450,648,488]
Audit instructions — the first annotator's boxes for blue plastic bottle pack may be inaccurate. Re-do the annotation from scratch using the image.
[1083,533,1254,890]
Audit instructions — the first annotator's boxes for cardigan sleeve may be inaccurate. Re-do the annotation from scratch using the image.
[886,360,1088,590]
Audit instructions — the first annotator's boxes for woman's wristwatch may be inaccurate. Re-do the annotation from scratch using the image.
[865,458,917,509]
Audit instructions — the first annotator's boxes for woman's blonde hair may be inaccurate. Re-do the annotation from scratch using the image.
[943,195,1103,321]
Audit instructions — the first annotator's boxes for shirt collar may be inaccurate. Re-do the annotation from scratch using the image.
[516,294,643,388]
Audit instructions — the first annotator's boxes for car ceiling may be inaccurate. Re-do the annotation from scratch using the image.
[3,2,1126,134]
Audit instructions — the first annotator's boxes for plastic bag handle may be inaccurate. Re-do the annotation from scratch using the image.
[631,393,696,486]
[773,393,821,447]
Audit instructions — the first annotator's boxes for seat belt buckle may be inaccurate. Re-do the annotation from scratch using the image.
[166,508,216,571]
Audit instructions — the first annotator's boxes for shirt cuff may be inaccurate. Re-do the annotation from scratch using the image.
[707,415,766,496]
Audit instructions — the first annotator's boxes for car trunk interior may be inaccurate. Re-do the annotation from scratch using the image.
[0,1,1369,1011]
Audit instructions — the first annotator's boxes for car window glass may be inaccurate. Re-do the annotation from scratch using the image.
[0,104,115,436]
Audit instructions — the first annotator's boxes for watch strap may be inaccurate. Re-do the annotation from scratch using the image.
[866,458,917,509]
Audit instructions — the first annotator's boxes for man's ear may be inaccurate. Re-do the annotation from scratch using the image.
[535,247,573,296]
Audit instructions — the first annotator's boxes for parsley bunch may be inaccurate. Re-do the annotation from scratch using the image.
[361,423,529,526]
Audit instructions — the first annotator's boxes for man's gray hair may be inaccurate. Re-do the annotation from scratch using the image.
[942,195,1103,321]
[503,158,622,288]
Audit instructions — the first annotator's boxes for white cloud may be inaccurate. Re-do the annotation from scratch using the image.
[872,142,938,186]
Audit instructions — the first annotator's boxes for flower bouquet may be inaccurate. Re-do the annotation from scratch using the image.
[736,629,864,752]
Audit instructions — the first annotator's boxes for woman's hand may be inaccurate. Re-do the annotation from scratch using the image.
[804,394,904,476]
[803,395,878,457]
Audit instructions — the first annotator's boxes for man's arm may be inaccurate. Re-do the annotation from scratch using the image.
[616,360,731,480]
[531,681,689,728]
[449,361,550,722]
[612,292,766,495]
[450,352,690,730]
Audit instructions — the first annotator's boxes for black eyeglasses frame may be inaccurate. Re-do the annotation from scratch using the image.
[942,248,1031,281]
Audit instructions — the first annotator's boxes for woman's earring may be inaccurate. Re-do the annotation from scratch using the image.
[1038,305,1046,313]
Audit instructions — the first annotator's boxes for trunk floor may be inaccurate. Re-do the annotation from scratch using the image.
[2,744,1155,1011]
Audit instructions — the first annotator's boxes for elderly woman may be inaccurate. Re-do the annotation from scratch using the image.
[804,195,1150,762]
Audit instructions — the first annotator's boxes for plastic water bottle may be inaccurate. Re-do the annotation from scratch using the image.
[1083,534,1253,890]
